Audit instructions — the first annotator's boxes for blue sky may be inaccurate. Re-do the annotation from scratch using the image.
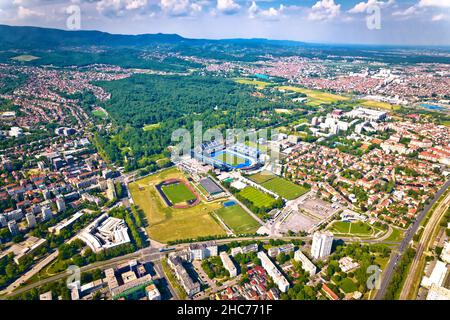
[0,0,449,45]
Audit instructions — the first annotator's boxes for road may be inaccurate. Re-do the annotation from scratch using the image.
[0,247,161,299]
[399,189,450,300]
[375,179,450,300]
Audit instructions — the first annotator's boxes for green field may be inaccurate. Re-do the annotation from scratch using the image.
[129,167,226,243]
[328,221,373,236]
[161,182,197,204]
[234,78,271,89]
[239,186,276,208]
[338,278,358,293]
[360,100,401,111]
[143,123,161,131]
[249,171,309,200]
[11,55,40,62]
[214,152,248,166]
[216,204,260,234]
[277,86,349,106]
[92,108,108,119]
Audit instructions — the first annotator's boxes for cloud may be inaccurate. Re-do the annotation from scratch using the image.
[431,13,447,21]
[248,1,286,20]
[308,0,340,21]
[17,5,43,18]
[348,0,394,14]
[216,0,240,15]
[96,0,150,17]
[418,0,450,8]
[160,0,202,16]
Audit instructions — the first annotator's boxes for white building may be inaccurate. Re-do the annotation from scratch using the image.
[41,205,53,221]
[294,250,317,276]
[8,220,19,236]
[311,231,334,260]
[146,284,161,300]
[220,252,237,277]
[26,212,37,228]
[427,284,450,300]
[257,251,290,293]
[56,196,66,213]
[421,261,448,289]
[188,241,218,260]
[441,242,450,264]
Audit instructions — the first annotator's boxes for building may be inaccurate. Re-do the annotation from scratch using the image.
[268,244,295,258]
[39,291,52,300]
[106,179,117,201]
[8,220,19,236]
[311,231,333,260]
[338,257,360,273]
[220,252,237,277]
[41,205,53,221]
[427,284,450,300]
[111,274,153,300]
[26,212,37,228]
[231,243,258,257]
[257,251,290,293]
[48,211,85,235]
[56,196,66,213]
[441,242,450,264]
[188,241,218,260]
[78,213,130,253]
[421,261,448,288]
[145,284,161,300]
[167,255,201,297]
[294,250,317,276]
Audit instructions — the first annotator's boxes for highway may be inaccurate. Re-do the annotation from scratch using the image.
[375,179,450,300]
[399,189,450,299]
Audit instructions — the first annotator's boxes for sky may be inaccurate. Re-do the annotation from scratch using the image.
[0,0,449,45]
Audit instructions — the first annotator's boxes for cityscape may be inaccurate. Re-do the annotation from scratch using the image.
[0,0,450,308]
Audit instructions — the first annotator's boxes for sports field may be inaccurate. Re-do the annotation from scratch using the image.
[361,100,401,111]
[216,204,260,234]
[161,182,197,204]
[143,123,161,131]
[249,171,309,200]
[239,186,276,208]
[129,167,226,243]
[328,221,373,236]
[277,86,349,106]
[212,150,251,168]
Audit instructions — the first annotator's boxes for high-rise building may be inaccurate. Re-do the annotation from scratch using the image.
[41,205,53,221]
[311,231,334,260]
[220,252,237,277]
[56,196,66,213]
[26,212,37,228]
[8,220,19,236]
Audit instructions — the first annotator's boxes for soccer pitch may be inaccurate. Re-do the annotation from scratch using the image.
[249,171,309,200]
[212,150,250,168]
[239,186,276,208]
[161,182,197,204]
[216,204,260,234]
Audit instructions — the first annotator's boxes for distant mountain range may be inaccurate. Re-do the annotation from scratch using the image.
[0,24,309,50]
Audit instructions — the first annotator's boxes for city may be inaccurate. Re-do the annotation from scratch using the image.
[0,0,449,310]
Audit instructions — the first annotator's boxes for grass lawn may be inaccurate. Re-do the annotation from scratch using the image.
[360,100,401,111]
[249,171,309,200]
[338,278,358,293]
[234,78,271,89]
[92,108,108,119]
[216,204,260,234]
[277,86,349,106]
[161,182,197,204]
[143,123,161,131]
[261,177,309,200]
[328,221,373,236]
[11,55,40,62]
[248,171,276,184]
[384,227,404,242]
[129,167,226,243]
[239,186,276,208]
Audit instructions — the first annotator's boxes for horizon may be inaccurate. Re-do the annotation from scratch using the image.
[0,0,449,46]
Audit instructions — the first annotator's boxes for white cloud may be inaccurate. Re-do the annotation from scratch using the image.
[348,0,394,14]
[248,1,286,20]
[160,0,202,16]
[17,5,43,19]
[96,0,151,17]
[431,13,447,21]
[308,0,340,21]
[125,0,148,10]
[418,0,450,8]
[216,0,240,15]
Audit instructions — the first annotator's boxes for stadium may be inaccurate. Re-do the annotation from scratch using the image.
[193,141,263,171]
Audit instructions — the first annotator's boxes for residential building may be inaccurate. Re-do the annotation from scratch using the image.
[311,231,334,260]
[220,252,237,277]
[257,251,290,293]
[294,250,317,276]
